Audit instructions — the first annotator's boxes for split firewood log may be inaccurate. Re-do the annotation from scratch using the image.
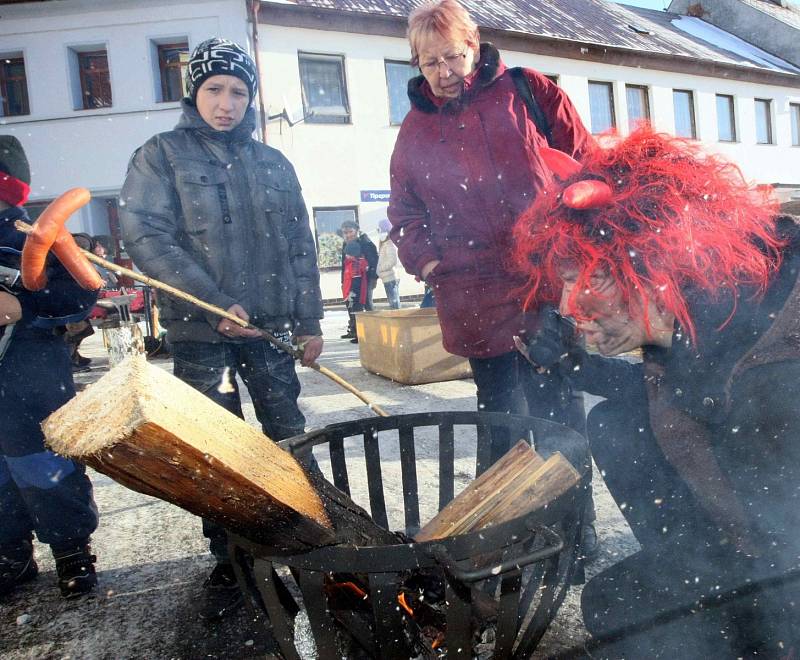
[416,440,580,542]
[43,356,398,553]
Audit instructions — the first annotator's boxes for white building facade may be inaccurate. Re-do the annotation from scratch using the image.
[0,0,249,248]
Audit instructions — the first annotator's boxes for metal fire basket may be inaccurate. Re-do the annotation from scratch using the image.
[229,411,590,660]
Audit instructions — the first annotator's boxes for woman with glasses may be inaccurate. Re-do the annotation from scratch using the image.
[388,0,598,552]
[387,0,598,552]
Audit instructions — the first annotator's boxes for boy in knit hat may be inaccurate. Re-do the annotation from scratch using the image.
[0,135,100,599]
[119,38,324,619]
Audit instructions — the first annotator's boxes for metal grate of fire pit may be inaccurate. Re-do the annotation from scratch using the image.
[229,411,590,659]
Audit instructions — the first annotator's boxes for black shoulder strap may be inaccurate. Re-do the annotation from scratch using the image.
[510,67,553,147]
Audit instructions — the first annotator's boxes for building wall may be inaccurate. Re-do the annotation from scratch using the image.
[0,0,249,234]
[669,0,800,68]
[259,23,800,297]
[258,25,426,299]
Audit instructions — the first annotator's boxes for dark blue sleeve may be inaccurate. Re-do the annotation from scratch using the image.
[568,350,647,403]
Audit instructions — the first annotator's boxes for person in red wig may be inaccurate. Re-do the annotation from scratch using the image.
[513,126,800,657]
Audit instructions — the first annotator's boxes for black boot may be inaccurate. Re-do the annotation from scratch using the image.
[73,353,92,367]
[200,563,244,621]
[0,540,38,598]
[53,543,97,598]
[580,522,600,561]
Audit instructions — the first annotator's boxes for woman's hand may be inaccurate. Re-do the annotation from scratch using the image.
[420,260,441,280]
[0,291,21,326]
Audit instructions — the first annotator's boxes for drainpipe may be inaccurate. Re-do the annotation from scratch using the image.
[248,0,268,141]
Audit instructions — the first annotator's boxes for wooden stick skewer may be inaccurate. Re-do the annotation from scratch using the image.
[15,219,389,417]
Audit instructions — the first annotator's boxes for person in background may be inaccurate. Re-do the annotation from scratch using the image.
[119,38,323,619]
[90,238,118,289]
[340,219,378,342]
[62,234,97,372]
[62,235,120,371]
[376,218,401,309]
[387,0,597,555]
[513,127,800,656]
[420,282,437,308]
[0,135,100,600]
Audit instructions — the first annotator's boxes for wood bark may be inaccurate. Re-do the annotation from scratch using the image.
[416,440,580,542]
[43,356,398,554]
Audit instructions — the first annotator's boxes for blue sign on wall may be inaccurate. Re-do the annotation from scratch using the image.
[360,190,391,203]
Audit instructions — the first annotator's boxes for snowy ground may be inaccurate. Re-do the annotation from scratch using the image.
[0,308,638,659]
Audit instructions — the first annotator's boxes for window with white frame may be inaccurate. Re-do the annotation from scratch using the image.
[791,103,800,147]
[716,94,736,142]
[155,41,189,103]
[385,60,415,126]
[754,98,773,145]
[625,85,650,130]
[0,54,29,117]
[299,52,350,124]
[673,89,696,139]
[69,45,112,110]
[588,81,616,134]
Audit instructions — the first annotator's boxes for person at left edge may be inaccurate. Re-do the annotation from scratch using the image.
[118,38,323,615]
[0,135,100,600]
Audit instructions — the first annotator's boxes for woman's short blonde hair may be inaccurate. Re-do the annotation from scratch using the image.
[407,0,480,65]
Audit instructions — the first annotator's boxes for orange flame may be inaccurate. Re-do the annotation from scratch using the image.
[397,592,414,617]
[431,632,446,650]
[333,581,367,600]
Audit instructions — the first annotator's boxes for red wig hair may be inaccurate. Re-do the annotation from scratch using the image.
[512,127,783,343]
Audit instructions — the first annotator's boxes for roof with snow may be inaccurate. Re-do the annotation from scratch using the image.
[262,0,800,75]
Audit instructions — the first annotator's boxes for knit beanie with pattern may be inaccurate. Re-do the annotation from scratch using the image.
[186,38,258,104]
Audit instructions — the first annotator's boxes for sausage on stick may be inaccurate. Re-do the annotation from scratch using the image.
[20,188,103,291]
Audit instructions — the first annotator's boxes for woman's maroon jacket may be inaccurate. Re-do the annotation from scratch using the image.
[388,43,592,358]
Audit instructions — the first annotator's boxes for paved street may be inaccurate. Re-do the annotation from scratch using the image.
[0,308,637,659]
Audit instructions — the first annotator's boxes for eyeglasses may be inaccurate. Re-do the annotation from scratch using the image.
[417,51,467,75]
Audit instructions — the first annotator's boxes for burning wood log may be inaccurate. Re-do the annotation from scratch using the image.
[43,356,399,553]
[416,440,580,542]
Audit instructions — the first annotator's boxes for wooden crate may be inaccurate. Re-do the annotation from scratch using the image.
[355,308,472,385]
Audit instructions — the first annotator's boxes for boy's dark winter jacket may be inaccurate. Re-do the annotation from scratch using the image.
[119,101,322,343]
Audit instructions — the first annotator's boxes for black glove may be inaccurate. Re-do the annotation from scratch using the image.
[516,307,579,371]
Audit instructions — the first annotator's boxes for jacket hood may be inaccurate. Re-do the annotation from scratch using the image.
[175,98,257,143]
[407,43,505,114]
